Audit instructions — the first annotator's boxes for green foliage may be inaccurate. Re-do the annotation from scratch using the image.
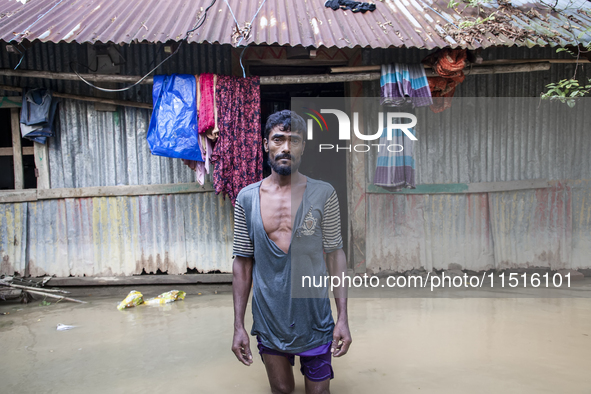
[462,0,492,7]
[458,14,495,28]
[39,300,52,306]
[447,0,492,8]
[541,78,591,107]
[556,42,591,57]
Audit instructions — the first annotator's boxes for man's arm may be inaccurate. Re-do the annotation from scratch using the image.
[326,248,352,357]
[231,255,254,366]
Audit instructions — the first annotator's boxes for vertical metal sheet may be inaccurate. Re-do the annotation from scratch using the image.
[363,46,591,272]
[367,193,494,272]
[0,202,27,275]
[571,180,591,270]
[21,193,234,277]
[48,99,207,188]
[488,182,573,270]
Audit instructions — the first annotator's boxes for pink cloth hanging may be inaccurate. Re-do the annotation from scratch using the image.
[198,73,215,135]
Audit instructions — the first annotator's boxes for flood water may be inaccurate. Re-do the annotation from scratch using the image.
[1,284,590,393]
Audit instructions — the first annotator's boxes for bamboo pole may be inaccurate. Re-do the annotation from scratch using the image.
[260,72,381,85]
[331,58,588,73]
[430,63,551,76]
[2,282,71,294]
[0,69,154,84]
[1,61,555,91]
[0,85,152,109]
[10,108,23,189]
[24,289,87,304]
[0,282,86,303]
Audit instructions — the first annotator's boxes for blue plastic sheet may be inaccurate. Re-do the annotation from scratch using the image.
[147,74,203,161]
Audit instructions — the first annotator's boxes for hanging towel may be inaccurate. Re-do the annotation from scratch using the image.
[148,74,203,161]
[198,73,215,135]
[206,74,220,141]
[373,114,416,191]
[195,75,213,184]
[182,75,215,185]
[380,63,432,108]
[210,75,262,205]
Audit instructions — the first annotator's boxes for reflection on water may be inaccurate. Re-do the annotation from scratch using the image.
[1,287,590,393]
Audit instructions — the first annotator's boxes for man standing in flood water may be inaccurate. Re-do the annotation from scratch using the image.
[231,110,351,394]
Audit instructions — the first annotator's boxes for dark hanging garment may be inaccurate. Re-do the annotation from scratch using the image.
[147,74,203,161]
[210,76,262,205]
[20,88,59,145]
[324,0,376,13]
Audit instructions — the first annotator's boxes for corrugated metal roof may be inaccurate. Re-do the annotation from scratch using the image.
[0,0,589,49]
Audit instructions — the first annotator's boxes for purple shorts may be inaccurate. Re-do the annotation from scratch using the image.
[256,337,334,382]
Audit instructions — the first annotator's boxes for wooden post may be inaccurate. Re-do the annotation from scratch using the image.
[345,49,367,274]
[34,142,51,189]
[10,108,23,190]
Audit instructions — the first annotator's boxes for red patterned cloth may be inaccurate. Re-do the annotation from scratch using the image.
[211,75,262,205]
[423,49,467,113]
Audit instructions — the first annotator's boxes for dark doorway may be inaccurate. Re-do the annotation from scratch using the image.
[251,65,349,258]
[0,108,38,190]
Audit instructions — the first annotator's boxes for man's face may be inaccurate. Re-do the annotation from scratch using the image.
[264,126,305,176]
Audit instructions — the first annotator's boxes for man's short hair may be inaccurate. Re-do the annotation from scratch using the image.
[264,110,306,139]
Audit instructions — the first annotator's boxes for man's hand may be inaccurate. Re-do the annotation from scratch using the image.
[331,319,352,357]
[232,328,253,366]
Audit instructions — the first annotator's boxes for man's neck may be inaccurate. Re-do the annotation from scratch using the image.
[268,170,304,188]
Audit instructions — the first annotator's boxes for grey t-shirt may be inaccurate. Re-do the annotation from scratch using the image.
[233,177,343,353]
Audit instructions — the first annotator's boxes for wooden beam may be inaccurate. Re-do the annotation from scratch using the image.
[260,72,381,85]
[0,85,152,109]
[247,59,348,67]
[46,274,233,286]
[0,146,34,156]
[455,63,551,75]
[37,182,215,200]
[345,49,367,274]
[33,142,50,189]
[0,96,22,108]
[331,59,588,73]
[10,108,24,190]
[0,189,37,203]
[367,179,550,194]
[0,182,216,203]
[0,69,154,84]
[0,63,553,92]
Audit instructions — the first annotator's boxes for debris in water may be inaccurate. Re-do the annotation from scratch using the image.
[117,291,144,311]
[56,324,76,331]
[144,290,186,306]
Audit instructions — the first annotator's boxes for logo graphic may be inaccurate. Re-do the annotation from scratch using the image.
[302,108,418,153]
[300,207,317,236]
[303,107,329,132]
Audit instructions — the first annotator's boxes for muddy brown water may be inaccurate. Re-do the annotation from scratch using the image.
[1,285,590,393]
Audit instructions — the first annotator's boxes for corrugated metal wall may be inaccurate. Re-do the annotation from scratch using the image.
[23,193,234,277]
[1,42,235,276]
[363,46,591,272]
[49,100,206,187]
[2,43,591,276]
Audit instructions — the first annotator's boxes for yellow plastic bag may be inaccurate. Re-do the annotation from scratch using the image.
[117,290,144,311]
[144,290,186,306]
